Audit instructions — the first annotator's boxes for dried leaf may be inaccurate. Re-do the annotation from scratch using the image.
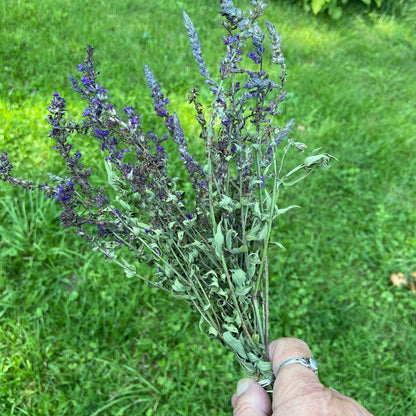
[207,326,218,337]
[223,323,239,334]
[389,272,406,287]
[246,222,268,242]
[214,220,224,257]
[223,331,248,359]
[226,229,237,252]
[389,272,416,295]
[120,259,136,278]
[232,268,247,288]
[172,279,190,292]
[410,280,416,294]
[248,252,261,264]
[275,205,300,218]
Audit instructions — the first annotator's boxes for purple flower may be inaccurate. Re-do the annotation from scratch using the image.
[223,36,237,45]
[94,129,110,139]
[145,66,173,121]
[114,149,130,160]
[81,76,94,87]
[50,92,66,110]
[248,51,261,64]
[82,108,91,117]
[221,118,230,128]
[75,152,82,159]
[94,129,119,154]
[54,180,75,204]
[186,214,193,219]
[97,86,108,96]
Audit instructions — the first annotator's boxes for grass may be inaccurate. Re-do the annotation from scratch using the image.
[1,0,416,414]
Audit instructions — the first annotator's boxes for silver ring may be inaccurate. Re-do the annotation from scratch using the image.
[276,357,318,377]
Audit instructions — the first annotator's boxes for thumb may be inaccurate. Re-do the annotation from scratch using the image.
[231,378,272,416]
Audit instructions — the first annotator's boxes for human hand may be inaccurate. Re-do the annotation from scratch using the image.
[231,338,373,416]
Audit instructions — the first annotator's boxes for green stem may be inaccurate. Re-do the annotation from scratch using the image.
[264,253,270,353]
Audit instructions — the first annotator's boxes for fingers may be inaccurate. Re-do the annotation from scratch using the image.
[268,338,326,413]
[232,339,320,416]
[328,388,374,416]
[268,338,374,416]
[232,338,373,416]
[231,378,272,416]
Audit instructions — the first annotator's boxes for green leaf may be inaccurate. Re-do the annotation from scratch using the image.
[116,197,131,213]
[214,220,224,257]
[232,269,252,296]
[239,197,252,206]
[231,269,246,288]
[226,229,237,252]
[248,220,261,237]
[223,323,239,334]
[270,241,285,249]
[68,291,79,302]
[303,151,335,170]
[120,259,136,278]
[311,0,327,14]
[246,222,268,242]
[248,252,261,264]
[223,331,248,359]
[207,326,218,337]
[236,286,252,296]
[257,361,273,373]
[202,302,212,311]
[247,260,256,279]
[235,245,248,253]
[275,205,300,218]
[330,6,342,19]
[177,230,184,242]
[188,248,198,263]
[172,279,190,292]
[104,159,124,191]
[218,194,237,213]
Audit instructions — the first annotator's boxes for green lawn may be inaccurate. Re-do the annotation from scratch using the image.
[1,0,416,414]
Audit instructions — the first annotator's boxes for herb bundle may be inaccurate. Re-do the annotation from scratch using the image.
[0,0,333,389]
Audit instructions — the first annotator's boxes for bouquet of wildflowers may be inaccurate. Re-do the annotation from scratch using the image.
[0,0,333,388]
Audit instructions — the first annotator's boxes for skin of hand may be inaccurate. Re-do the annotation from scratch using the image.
[231,338,373,416]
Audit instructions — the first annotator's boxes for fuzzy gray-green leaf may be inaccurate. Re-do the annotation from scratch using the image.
[223,331,248,359]
[214,221,224,257]
[231,268,247,288]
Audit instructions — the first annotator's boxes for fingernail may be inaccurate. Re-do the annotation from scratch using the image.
[236,378,251,397]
